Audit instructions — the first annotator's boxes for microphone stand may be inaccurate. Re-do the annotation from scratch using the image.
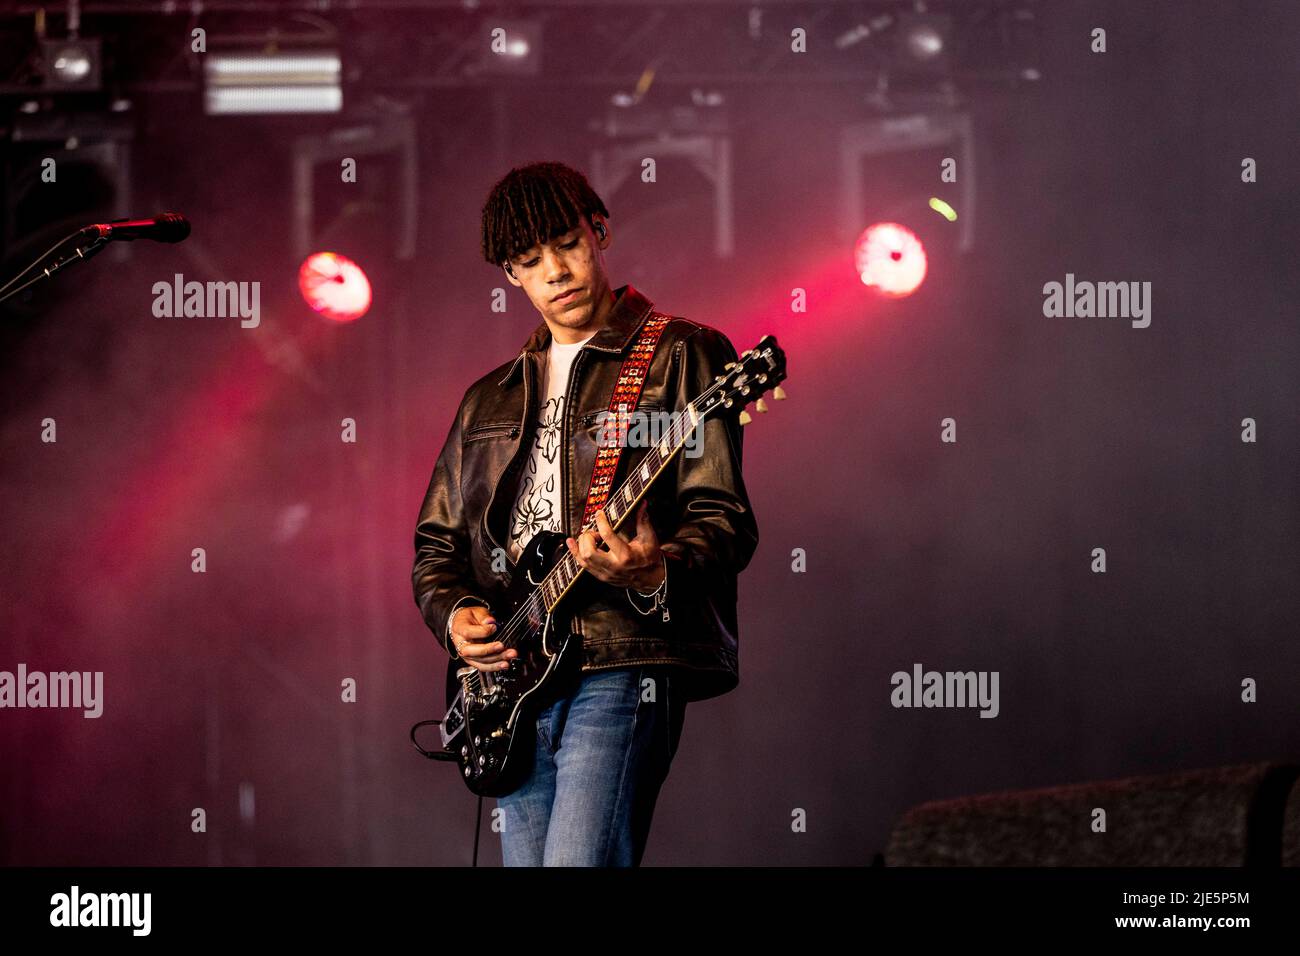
[0,232,111,306]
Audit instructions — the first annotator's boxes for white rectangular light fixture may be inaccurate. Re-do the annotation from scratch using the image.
[204,51,342,115]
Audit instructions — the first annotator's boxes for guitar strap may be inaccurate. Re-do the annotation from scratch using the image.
[578,310,672,531]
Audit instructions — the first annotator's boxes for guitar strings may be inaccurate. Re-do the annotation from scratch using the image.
[478,407,697,659]
[465,373,730,689]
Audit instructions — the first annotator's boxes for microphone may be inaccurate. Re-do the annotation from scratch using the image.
[79,212,191,243]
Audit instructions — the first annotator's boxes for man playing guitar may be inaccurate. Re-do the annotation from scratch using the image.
[413,160,760,866]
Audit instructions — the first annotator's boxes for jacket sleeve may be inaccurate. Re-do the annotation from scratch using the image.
[413,395,490,661]
[654,325,759,598]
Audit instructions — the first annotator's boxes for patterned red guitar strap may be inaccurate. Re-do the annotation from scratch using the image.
[578,310,672,532]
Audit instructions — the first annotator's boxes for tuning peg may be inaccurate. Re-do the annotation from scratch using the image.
[738,409,752,425]
[772,386,787,401]
[755,398,769,413]
[724,361,736,370]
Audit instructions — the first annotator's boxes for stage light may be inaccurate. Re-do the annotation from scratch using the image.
[480,21,541,76]
[905,25,944,61]
[204,50,342,115]
[895,12,953,73]
[928,197,958,222]
[52,48,92,82]
[40,38,102,91]
[854,222,928,298]
[298,252,372,322]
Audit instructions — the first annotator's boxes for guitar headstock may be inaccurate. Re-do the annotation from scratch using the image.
[698,334,788,426]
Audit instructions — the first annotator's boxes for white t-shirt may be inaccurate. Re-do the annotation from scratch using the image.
[506,331,597,562]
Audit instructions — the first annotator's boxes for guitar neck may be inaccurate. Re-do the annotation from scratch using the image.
[536,397,707,614]
[519,332,784,617]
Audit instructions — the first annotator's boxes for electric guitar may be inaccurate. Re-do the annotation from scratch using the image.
[438,334,788,796]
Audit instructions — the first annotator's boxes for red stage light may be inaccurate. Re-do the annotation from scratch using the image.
[298,252,372,322]
[854,222,928,298]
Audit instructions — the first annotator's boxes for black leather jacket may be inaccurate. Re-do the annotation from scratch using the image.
[412,284,758,702]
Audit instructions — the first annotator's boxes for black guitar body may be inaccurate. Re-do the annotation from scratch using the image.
[441,529,585,797]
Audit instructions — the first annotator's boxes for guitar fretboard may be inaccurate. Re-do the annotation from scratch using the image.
[536,391,712,613]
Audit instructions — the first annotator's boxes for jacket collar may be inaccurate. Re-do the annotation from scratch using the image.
[497,283,656,388]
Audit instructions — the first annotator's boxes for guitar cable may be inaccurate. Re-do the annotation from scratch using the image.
[411,718,486,867]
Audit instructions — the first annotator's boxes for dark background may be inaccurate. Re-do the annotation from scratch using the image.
[0,0,1296,865]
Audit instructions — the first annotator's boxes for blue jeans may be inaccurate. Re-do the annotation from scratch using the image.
[497,664,687,866]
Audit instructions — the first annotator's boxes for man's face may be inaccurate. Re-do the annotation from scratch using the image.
[503,216,611,332]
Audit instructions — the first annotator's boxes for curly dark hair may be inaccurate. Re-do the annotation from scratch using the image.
[480,161,610,268]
